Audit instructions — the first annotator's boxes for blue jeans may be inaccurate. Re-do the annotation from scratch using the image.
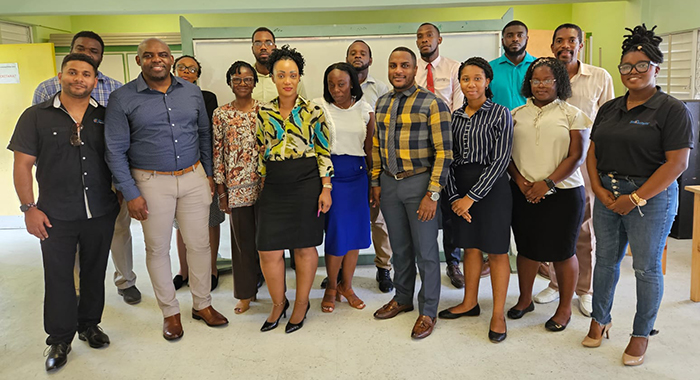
[591,173,678,337]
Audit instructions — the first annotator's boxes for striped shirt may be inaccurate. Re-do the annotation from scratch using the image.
[32,71,123,107]
[371,84,452,193]
[256,96,333,178]
[445,99,513,202]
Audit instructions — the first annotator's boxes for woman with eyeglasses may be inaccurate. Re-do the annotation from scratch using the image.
[507,57,592,332]
[256,45,333,333]
[171,55,226,291]
[212,61,264,314]
[314,62,374,313]
[582,25,693,366]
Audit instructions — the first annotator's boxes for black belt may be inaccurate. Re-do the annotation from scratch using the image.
[386,167,429,180]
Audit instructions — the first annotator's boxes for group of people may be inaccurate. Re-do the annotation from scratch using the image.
[8,19,693,372]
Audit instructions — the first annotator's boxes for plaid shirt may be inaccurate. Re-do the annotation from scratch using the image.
[32,71,123,107]
[371,84,452,192]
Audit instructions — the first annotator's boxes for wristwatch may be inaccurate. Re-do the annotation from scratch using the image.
[544,178,556,190]
[427,191,440,201]
[20,202,37,212]
[631,192,647,206]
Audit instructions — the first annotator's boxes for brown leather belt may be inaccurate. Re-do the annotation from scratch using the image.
[134,161,200,176]
[387,166,429,180]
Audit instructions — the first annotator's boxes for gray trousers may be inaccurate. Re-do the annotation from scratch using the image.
[379,171,441,318]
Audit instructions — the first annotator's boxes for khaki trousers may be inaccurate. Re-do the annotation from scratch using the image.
[371,205,393,270]
[132,165,212,317]
[547,161,595,296]
[111,199,137,289]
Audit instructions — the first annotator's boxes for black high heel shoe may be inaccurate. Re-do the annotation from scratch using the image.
[261,298,289,332]
[285,301,310,334]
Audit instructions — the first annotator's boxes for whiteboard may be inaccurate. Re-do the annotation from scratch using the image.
[55,53,126,83]
[193,32,501,105]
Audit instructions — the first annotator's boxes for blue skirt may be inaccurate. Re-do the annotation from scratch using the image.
[324,155,371,256]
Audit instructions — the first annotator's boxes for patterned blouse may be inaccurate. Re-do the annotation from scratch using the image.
[212,100,263,208]
[256,96,334,178]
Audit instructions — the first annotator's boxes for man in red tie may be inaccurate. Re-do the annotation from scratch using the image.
[415,22,468,289]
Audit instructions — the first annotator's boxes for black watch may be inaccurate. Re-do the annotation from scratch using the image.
[544,178,556,190]
[20,202,37,212]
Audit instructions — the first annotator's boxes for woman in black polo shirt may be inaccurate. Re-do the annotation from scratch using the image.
[583,25,693,366]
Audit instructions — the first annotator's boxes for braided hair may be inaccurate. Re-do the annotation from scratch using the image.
[621,24,663,63]
[521,57,572,101]
[458,57,494,100]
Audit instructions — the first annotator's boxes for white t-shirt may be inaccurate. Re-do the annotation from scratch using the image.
[511,98,592,189]
[315,98,373,157]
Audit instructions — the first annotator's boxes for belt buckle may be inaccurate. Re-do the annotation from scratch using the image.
[393,171,404,180]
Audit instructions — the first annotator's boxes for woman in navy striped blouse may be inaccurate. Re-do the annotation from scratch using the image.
[439,57,514,343]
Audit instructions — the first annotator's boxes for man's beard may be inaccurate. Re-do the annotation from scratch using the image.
[420,46,437,59]
[505,42,528,58]
[352,62,370,72]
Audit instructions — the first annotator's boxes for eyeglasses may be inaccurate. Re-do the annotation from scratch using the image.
[70,123,83,147]
[530,79,556,87]
[618,61,657,75]
[253,41,274,48]
[231,77,255,85]
[175,64,198,74]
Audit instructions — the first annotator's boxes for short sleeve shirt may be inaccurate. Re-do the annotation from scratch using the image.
[511,98,592,188]
[490,53,537,110]
[591,87,695,177]
[315,98,373,157]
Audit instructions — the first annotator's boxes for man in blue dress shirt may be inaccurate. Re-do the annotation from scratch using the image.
[489,20,537,110]
[105,38,228,341]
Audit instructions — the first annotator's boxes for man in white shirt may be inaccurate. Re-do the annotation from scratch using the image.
[415,23,465,288]
[345,40,394,293]
[534,23,615,317]
[251,27,307,104]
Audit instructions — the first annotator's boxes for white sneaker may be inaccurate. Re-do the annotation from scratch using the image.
[534,287,559,304]
[579,294,593,317]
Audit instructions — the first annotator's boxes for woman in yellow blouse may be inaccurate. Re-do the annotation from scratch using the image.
[256,45,333,333]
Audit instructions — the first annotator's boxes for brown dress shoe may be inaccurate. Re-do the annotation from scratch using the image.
[373,299,414,319]
[411,315,436,339]
[192,306,229,327]
[163,313,183,341]
[446,263,465,288]
[480,259,491,278]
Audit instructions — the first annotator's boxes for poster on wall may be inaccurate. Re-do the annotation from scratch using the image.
[0,63,20,84]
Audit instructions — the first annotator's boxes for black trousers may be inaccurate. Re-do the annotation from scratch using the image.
[439,189,461,265]
[41,208,118,345]
[229,205,262,299]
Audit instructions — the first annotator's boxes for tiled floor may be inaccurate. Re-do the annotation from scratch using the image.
[1,224,699,379]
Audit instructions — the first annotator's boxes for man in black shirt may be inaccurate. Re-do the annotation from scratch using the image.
[8,54,119,371]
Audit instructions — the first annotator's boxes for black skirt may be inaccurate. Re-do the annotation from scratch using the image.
[450,164,512,254]
[256,157,324,251]
[510,181,585,262]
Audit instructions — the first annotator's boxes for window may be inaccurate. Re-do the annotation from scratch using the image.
[658,30,699,99]
[0,21,32,44]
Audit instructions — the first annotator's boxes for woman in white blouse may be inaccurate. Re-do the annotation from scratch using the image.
[315,62,375,313]
[507,57,592,332]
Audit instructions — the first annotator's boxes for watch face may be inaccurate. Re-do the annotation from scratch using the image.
[430,192,440,201]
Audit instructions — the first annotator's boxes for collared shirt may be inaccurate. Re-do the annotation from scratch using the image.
[445,99,513,202]
[591,87,694,177]
[213,100,263,208]
[252,67,308,104]
[256,96,333,178]
[371,84,453,192]
[360,74,390,107]
[511,98,592,189]
[416,55,464,112]
[568,62,615,120]
[8,93,118,221]
[104,74,212,201]
[32,71,123,107]
[490,52,537,110]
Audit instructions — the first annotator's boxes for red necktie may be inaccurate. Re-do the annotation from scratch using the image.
[426,63,435,93]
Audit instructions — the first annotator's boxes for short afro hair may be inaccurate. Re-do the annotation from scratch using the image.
[226,60,258,86]
[266,45,305,77]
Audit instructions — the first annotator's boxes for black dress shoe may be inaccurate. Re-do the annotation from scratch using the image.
[285,302,310,334]
[78,325,110,348]
[376,267,394,293]
[256,274,265,289]
[320,277,329,289]
[117,285,141,305]
[438,304,480,319]
[507,301,535,319]
[489,329,507,343]
[173,275,188,290]
[45,342,71,371]
[545,316,571,332]
[211,274,219,291]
